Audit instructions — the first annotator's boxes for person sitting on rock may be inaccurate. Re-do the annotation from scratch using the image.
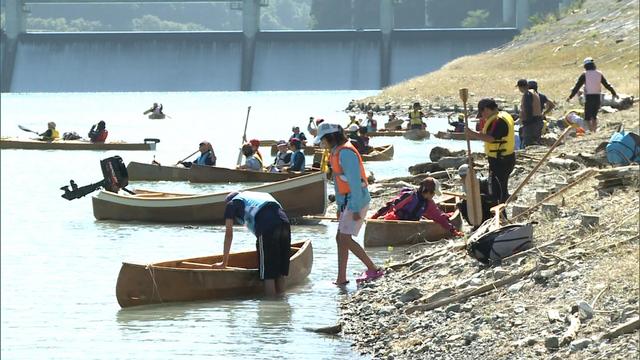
[370,177,464,237]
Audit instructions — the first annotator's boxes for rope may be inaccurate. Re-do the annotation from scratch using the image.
[145,264,163,303]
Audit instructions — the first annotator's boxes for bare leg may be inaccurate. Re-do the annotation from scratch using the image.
[335,233,350,284]
[274,277,286,294]
[592,117,598,132]
[264,279,277,297]
[344,235,376,270]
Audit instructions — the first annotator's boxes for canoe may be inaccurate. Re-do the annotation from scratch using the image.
[363,196,462,247]
[367,130,406,137]
[0,137,158,151]
[148,113,165,120]
[188,164,311,183]
[403,129,430,141]
[384,119,405,130]
[92,171,327,223]
[269,144,319,156]
[116,240,313,308]
[127,161,190,181]
[435,131,468,141]
[362,144,394,162]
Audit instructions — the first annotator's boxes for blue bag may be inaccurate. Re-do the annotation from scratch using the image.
[606,131,640,165]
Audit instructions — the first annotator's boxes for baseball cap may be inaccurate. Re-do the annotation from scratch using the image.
[249,139,260,146]
[276,140,287,147]
[583,57,594,65]
[313,122,341,145]
[515,79,528,87]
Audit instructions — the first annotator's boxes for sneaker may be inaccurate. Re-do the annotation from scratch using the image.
[355,268,385,283]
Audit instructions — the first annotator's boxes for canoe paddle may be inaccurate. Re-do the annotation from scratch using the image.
[18,125,40,135]
[459,88,483,227]
[236,106,252,167]
[175,149,200,166]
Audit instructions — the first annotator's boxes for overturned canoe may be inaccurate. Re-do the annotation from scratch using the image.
[92,171,327,223]
[0,137,158,151]
[269,144,319,156]
[363,196,462,247]
[116,240,313,308]
[362,144,394,162]
[403,129,430,141]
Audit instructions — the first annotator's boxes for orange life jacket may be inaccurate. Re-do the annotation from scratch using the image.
[329,141,368,195]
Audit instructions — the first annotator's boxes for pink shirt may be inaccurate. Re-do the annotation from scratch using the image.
[422,198,455,232]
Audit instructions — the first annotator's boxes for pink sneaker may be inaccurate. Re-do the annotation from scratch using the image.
[356,268,385,283]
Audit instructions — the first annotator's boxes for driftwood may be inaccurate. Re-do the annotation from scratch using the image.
[404,263,538,314]
[561,314,582,345]
[599,317,640,341]
[304,323,342,335]
[590,284,609,309]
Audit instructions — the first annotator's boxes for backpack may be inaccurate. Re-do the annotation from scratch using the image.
[467,223,534,265]
[62,131,81,140]
[606,130,640,165]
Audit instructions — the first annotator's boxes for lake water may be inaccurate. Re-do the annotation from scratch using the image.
[0,91,482,359]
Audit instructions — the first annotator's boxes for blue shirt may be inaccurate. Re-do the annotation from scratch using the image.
[333,146,371,213]
[224,200,289,236]
[245,156,262,171]
[289,150,305,172]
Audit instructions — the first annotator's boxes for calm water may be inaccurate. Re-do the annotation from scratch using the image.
[0,91,482,359]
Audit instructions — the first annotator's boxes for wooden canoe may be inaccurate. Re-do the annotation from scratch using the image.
[363,196,462,247]
[362,144,394,162]
[92,171,327,223]
[0,137,158,151]
[269,144,319,156]
[435,131,469,141]
[367,130,406,137]
[127,161,190,181]
[188,164,311,183]
[148,113,165,120]
[116,240,313,308]
[403,129,430,141]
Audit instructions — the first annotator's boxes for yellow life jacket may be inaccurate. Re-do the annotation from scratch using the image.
[482,111,515,158]
[320,149,330,173]
[43,128,60,141]
[409,110,423,125]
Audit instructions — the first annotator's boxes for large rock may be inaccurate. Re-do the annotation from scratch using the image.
[437,156,468,170]
[408,162,443,175]
[430,146,466,162]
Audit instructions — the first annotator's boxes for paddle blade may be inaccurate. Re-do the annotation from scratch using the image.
[18,125,39,135]
[465,168,483,226]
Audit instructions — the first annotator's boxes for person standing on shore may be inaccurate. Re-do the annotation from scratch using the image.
[314,123,383,286]
[464,98,516,204]
[516,79,543,147]
[212,191,291,297]
[566,57,618,133]
[527,80,556,118]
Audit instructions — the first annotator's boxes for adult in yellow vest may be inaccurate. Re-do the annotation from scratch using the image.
[407,102,426,130]
[314,122,383,286]
[464,98,516,203]
[40,122,60,141]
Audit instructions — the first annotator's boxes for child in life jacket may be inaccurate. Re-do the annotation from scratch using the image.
[370,177,463,237]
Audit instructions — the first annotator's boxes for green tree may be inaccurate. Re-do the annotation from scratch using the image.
[461,9,489,28]
[131,15,207,31]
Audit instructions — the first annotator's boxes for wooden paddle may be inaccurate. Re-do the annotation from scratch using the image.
[459,88,482,226]
[236,106,252,166]
[175,149,200,166]
[18,125,40,135]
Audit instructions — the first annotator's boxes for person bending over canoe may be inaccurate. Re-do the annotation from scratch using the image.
[40,121,60,141]
[283,138,305,173]
[315,122,383,286]
[238,143,263,171]
[370,178,464,237]
[180,141,216,168]
[88,120,108,143]
[212,191,291,297]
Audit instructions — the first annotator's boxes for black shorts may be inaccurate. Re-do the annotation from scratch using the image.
[256,222,291,280]
[584,94,601,121]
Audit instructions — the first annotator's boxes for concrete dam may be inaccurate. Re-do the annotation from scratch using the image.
[2,28,518,92]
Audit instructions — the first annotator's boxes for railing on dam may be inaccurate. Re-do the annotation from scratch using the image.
[3,28,518,92]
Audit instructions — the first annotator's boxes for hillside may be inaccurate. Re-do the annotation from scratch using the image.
[358,0,639,111]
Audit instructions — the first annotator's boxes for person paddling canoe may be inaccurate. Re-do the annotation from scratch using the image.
[180,141,216,168]
[40,122,60,141]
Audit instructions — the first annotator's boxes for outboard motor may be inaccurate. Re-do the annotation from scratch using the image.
[60,155,133,200]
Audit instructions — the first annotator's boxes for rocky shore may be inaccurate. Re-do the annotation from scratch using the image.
[334,106,639,359]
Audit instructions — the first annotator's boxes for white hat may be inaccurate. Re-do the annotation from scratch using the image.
[313,122,341,145]
[583,57,594,65]
[458,164,469,177]
[347,124,360,132]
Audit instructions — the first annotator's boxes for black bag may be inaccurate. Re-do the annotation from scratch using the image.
[62,131,81,140]
[467,223,534,265]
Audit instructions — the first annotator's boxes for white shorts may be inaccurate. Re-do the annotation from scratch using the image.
[338,205,369,236]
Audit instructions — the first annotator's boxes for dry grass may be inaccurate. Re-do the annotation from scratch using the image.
[362,0,640,111]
